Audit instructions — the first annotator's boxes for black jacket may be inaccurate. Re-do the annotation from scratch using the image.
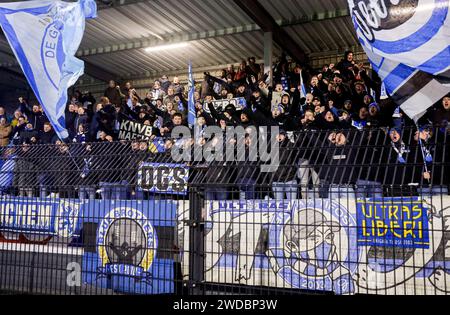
[104,87,123,106]
[269,139,299,183]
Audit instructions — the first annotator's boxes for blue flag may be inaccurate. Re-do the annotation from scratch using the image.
[299,69,307,99]
[0,0,97,139]
[348,0,450,122]
[188,61,196,127]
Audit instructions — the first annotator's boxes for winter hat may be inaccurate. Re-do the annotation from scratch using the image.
[389,127,402,136]
[369,102,380,112]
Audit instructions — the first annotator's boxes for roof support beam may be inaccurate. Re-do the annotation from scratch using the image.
[75,9,349,58]
[232,0,308,65]
[76,24,261,57]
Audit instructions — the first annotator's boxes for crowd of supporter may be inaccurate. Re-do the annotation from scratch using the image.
[0,52,449,200]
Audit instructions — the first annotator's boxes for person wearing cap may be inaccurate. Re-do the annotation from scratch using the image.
[337,109,352,129]
[159,75,171,93]
[333,73,344,86]
[19,122,39,145]
[330,82,352,109]
[238,109,255,129]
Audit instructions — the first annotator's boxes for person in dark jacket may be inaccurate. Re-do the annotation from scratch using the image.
[65,103,78,139]
[355,128,387,199]
[104,80,124,106]
[336,51,356,82]
[97,141,131,200]
[235,132,260,200]
[73,106,89,136]
[415,126,449,196]
[11,116,27,145]
[19,122,39,145]
[270,131,299,200]
[73,123,88,144]
[432,96,450,130]
[381,128,425,196]
[39,122,58,144]
[318,130,359,199]
[77,143,98,200]
[13,142,37,197]
[96,103,116,137]
[201,136,232,200]
[53,141,79,198]
[19,103,48,132]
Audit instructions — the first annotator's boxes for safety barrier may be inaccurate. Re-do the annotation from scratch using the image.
[0,127,449,295]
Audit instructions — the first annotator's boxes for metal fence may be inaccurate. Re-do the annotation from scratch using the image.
[0,127,449,295]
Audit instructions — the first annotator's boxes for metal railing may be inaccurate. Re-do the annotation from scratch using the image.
[0,127,449,295]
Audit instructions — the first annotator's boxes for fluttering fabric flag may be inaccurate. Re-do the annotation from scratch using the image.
[299,69,307,99]
[348,0,450,121]
[188,61,196,127]
[0,0,97,139]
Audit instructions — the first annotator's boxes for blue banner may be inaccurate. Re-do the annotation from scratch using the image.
[188,61,196,127]
[82,199,177,295]
[356,198,430,249]
[0,197,177,295]
[0,197,82,237]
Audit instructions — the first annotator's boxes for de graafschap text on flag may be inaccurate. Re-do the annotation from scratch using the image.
[0,0,97,140]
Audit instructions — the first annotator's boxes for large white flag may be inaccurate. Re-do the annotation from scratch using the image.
[0,0,97,139]
[348,0,450,121]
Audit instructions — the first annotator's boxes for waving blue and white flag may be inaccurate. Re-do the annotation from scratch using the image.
[299,69,307,99]
[0,0,97,139]
[348,0,450,121]
[188,61,196,127]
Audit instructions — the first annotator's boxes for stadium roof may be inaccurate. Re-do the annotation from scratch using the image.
[0,0,362,85]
